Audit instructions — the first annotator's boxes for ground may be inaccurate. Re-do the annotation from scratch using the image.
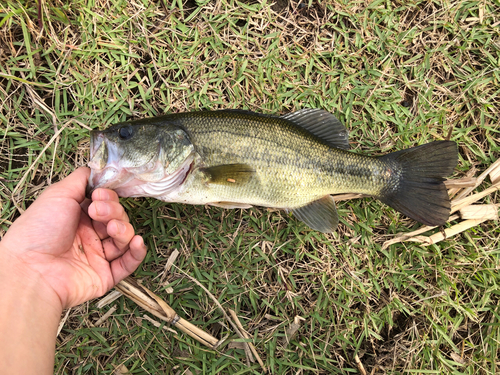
[1,0,499,374]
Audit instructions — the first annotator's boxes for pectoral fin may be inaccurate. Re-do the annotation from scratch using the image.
[292,195,339,233]
[201,164,255,186]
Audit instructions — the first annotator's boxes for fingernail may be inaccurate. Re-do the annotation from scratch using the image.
[96,189,109,201]
[95,201,110,216]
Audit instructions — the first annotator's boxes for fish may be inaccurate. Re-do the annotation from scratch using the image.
[86,109,458,233]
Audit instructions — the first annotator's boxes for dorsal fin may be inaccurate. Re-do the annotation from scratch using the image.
[281,109,350,150]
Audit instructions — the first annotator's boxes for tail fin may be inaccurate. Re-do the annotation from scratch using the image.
[378,141,458,226]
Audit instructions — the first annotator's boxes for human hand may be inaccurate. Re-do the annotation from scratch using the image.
[0,167,147,310]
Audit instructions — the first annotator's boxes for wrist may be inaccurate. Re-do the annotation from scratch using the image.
[0,245,63,375]
[0,244,63,315]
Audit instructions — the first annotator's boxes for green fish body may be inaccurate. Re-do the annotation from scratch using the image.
[87,109,458,232]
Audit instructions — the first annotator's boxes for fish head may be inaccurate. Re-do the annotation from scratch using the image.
[87,122,194,198]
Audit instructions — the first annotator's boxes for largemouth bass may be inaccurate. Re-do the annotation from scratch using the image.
[87,109,458,233]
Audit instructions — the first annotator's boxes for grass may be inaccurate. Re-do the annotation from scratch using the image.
[1,0,500,373]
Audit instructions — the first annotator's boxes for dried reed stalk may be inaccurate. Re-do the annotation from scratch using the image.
[459,204,499,220]
[115,277,219,348]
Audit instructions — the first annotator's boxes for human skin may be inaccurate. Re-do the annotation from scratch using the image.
[0,167,147,375]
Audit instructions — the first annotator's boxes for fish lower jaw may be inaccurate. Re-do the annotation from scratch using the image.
[87,166,124,197]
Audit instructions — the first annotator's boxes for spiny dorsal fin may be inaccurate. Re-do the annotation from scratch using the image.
[281,109,350,150]
[292,195,339,233]
[201,164,255,186]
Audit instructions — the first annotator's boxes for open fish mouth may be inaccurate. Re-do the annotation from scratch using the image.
[86,130,139,197]
[86,130,114,198]
[86,131,99,198]
[89,131,101,162]
[86,166,121,198]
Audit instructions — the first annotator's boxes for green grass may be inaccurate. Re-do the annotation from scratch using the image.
[1,0,500,373]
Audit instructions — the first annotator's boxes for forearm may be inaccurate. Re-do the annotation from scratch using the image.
[0,248,63,375]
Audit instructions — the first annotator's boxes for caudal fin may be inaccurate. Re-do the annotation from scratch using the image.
[378,141,458,226]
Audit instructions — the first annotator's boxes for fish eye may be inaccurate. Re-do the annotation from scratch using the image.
[118,126,133,140]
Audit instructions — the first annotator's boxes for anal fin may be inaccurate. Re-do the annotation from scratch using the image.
[292,195,339,233]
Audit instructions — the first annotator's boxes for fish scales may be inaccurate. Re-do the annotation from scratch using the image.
[87,109,458,233]
[167,111,389,208]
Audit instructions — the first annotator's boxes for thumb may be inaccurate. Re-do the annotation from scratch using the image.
[42,167,91,204]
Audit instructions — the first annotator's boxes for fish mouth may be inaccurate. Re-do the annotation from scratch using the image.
[86,130,113,198]
[89,131,101,161]
[85,183,94,199]
[86,130,160,199]
[86,131,98,198]
[86,166,124,199]
[87,161,137,199]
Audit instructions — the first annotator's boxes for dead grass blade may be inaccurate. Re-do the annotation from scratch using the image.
[451,182,500,214]
[93,305,118,327]
[354,353,368,375]
[228,309,267,372]
[283,315,304,346]
[444,177,477,189]
[490,163,500,185]
[96,290,123,309]
[115,277,219,348]
[333,193,369,202]
[173,266,266,370]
